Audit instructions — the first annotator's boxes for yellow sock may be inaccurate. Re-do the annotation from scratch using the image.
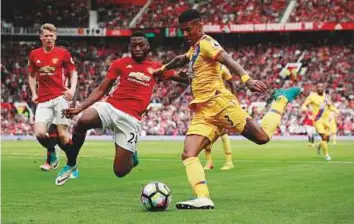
[205,145,212,162]
[183,157,210,198]
[320,140,329,156]
[221,134,232,162]
[261,96,288,138]
[332,134,336,144]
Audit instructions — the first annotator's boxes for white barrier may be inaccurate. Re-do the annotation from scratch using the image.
[1,135,354,141]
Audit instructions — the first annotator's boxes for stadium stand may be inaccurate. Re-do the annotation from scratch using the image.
[1,0,353,136]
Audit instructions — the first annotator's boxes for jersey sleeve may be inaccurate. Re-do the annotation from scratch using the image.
[28,51,35,73]
[106,60,122,80]
[221,65,232,80]
[200,38,224,60]
[63,50,76,72]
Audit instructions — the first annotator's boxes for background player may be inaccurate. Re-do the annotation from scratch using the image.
[55,31,188,186]
[302,108,316,147]
[301,83,339,161]
[28,23,78,171]
[153,9,302,209]
[203,65,236,171]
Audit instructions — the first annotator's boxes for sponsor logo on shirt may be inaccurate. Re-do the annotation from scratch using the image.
[38,66,56,76]
[128,72,151,86]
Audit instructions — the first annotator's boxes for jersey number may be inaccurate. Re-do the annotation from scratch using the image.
[224,115,234,127]
[128,133,138,144]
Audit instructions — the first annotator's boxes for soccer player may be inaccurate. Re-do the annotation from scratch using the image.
[204,65,236,171]
[301,83,339,161]
[55,31,188,186]
[28,23,78,171]
[153,9,302,209]
[302,109,315,147]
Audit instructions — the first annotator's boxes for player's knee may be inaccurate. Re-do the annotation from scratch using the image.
[255,133,269,145]
[75,117,90,132]
[36,132,47,139]
[113,168,129,178]
[57,133,68,144]
[181,150,197,160]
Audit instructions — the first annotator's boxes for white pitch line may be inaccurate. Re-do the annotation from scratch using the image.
[2,155,354,164]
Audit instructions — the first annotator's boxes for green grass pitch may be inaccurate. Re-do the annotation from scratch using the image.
[2,140,354,224]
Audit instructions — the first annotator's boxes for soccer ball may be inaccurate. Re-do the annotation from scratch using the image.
[140,181,171,211]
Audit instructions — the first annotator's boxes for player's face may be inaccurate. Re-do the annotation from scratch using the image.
[180,20,202,45]
[40,29,57,49]
[317,83,324,95]
[130,37,149,62]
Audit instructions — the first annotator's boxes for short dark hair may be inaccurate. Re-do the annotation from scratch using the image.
[178,9,201,24]
[131,31,147,39]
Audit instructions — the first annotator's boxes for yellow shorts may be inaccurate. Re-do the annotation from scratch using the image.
[187,94,250,142]
[314,118,330,136]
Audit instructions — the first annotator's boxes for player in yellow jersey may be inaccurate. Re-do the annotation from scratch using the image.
[153,9,302,209]
[203,65,236,171]
[301,83,339,161]
[329,111,338,145]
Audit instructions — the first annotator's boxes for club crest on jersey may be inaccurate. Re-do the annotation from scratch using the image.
[52,58,59,64]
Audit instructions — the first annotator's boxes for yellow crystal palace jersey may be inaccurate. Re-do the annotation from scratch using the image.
[185,34,234,107]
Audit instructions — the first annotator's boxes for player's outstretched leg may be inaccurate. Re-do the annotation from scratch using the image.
[55,108,102,186]
[260,87,303,138]
[220,134,234,171]
[203,145,214,170]
[113,144,138,178]
[241,87,303,144]
[176,135,215,210]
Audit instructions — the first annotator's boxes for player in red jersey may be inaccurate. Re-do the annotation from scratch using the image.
[55,31,188,186]
[302,110,315,147]
[28,23,78,171]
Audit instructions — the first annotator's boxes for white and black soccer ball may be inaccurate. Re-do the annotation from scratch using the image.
[140,181,171,211]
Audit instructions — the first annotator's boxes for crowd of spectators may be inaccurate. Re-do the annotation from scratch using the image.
[2,39,353,136]
[2,0,354,31]
[3,0,89,28]
[290,0,354,23]
[97,4,142,29]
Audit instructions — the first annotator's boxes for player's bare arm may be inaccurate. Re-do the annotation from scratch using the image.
[63,77,114,117]
[153,55,189,76]
[28,72,38,103]
[216,51,267,93]
[63,70,78,101]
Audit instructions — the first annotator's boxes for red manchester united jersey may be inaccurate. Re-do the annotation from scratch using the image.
[105,57,174,120]
[303,111,314,126]
[28,47,76,102]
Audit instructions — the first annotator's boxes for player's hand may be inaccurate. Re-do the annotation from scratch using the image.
[245,79,267,93]
[62,107,82,119]
[63,88,75,101]
[31,94,38,104]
